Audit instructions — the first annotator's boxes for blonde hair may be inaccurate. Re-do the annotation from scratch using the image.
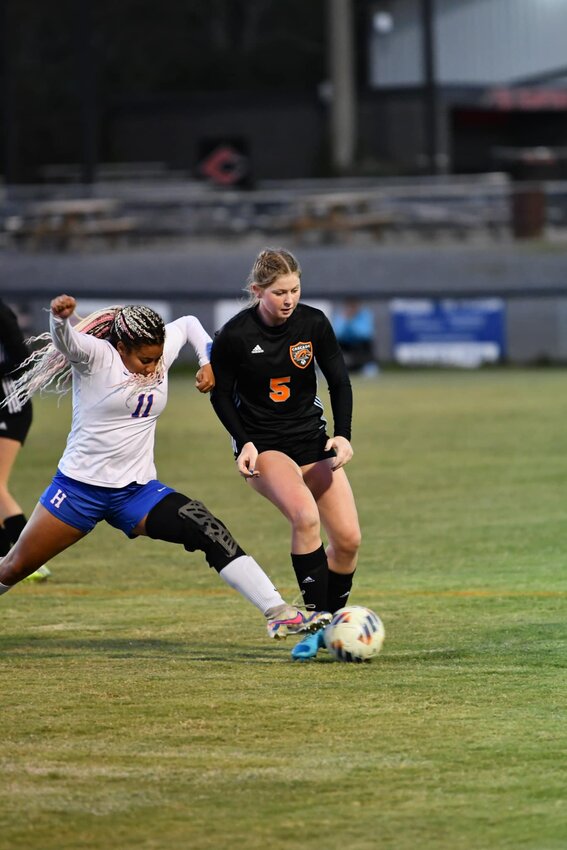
[1,304,166,409]
[245,248,301,304]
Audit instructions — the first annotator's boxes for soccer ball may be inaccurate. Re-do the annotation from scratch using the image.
[324,605,385,663]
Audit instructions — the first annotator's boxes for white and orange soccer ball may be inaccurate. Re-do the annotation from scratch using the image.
[324,605,385,663]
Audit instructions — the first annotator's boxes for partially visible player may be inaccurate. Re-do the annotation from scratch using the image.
[0,294,330,642]
[210,248,361,659]
[0,298,50,582]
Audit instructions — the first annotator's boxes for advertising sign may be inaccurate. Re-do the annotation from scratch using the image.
[391,298,506,367]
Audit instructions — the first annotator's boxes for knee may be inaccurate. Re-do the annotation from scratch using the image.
[287,504,320,537]
[333,528,362,559]
[145,492,245,573]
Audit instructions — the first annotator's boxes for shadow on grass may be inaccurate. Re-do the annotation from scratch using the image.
[1,636,473,665]
[1,635,292,664]
[15,635,559,668]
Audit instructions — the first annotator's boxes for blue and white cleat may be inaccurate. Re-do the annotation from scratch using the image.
[291,627,327,661]
[267,606,331,640]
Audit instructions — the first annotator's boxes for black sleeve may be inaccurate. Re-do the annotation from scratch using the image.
[0,300,29,378]
[316,315,353,441]
[209,329,251,447]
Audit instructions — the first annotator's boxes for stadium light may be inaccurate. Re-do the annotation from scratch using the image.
[372,11,394,34]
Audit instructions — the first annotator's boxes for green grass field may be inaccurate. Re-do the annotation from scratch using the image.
[1,369,566,850]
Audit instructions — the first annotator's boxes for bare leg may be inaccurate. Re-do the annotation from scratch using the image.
[248,450,322,553]
[0,438,24,520]
[303,461,361,575]
[0,503,86,586]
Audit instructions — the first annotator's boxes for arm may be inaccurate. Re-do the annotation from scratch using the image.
[165,316,214,393]
[166,316,212,366]
[49,294,110,367]
[210,330,259,477]
[317,317,354,470]
[209,331,249,446]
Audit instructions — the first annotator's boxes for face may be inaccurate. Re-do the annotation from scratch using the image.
[117,341,164,376]
[254,273,301,326]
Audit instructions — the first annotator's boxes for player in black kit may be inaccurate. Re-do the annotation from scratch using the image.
[210,248,361,659]
[0,299,50,582]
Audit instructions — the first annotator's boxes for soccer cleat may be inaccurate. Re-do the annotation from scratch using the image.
[22,565,52,583]
[291,627,327,661]
[266,606,331,640]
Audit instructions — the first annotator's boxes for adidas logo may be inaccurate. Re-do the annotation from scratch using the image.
[251,344,264,354]
[302,576,315,584]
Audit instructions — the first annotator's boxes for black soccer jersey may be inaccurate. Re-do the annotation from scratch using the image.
[210,303,352,451]
[0,298,31,414]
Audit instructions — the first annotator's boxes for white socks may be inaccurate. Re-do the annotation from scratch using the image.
[218,555,285,616]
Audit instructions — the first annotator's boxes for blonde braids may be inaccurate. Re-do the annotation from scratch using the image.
[1,304,166,409]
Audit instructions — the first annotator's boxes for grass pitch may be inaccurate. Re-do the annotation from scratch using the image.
[1,369,566,850]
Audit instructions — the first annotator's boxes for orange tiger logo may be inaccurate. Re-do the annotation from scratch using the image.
[289,341,313,369]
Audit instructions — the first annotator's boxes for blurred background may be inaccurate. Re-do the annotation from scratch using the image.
[2,0,567,367]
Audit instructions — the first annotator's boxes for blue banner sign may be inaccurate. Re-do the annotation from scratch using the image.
[391,298,506,367]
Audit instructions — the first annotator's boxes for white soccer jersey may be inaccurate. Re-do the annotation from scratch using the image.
[50,313,212,487]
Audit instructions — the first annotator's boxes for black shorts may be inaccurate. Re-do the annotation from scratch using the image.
[237,431,336,468]
[0,401,33,445]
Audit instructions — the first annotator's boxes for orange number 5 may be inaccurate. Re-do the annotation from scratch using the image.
[269,376,291,402]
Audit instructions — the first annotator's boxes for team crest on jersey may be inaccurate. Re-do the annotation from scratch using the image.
[290,341,313,369]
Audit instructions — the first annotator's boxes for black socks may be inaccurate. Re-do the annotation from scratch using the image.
[1,513,27,549]
[291,545,329,611]
[327,568,355,613]
[0,526,10,556]
[292,545,356,613]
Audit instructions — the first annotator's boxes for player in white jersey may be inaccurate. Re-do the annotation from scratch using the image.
[0,294,331,642]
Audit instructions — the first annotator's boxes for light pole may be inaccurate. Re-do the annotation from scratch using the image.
[420,0,440,174]
[76,0,98,187]
[328,0,357,173]
[1,0,17,187]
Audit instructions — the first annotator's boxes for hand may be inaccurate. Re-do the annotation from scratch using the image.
[237,442,260,478]
[51,294,76,320]
[195,363,215,393]
[325,435,353,470]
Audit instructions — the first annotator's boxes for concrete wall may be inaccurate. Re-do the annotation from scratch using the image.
[5,242,567,365]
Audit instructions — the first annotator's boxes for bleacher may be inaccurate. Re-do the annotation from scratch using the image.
[2,171,564,250]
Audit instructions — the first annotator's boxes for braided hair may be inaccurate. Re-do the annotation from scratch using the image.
[0,304,166,409]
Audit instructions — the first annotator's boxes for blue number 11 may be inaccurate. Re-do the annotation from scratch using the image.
[132,393,154,418]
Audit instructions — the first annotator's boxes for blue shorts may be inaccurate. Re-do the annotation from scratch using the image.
[39,470,175,536]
